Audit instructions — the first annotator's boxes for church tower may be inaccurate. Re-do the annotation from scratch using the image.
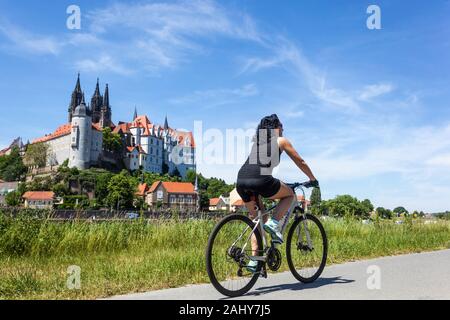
[99,84,112,128]
[90,78,103,123]
[69,93,92,170]
[68,73,83,123]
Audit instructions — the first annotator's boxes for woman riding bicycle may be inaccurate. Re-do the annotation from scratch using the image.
[236,114,318,272]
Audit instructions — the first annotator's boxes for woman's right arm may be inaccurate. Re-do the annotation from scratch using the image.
[278,137,317,181]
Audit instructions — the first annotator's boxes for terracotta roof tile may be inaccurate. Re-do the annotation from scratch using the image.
[209,198,220,206]
[136,183,148,196]
[32,123,102,144]
[232,199,245,206]
[22,191,55,200]
[148,181,196,194]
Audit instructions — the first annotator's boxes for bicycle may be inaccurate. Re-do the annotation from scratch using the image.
[206,182,328,297]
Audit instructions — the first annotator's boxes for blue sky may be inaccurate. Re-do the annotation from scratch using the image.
[0,0,449,211]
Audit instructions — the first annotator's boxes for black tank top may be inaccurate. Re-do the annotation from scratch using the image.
[238,138,282,178]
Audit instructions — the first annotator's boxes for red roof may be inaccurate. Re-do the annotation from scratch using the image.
[173,130,195,148]
[126,145,146,154]
[149,181,196,194]
[209,198,220,206]
[22,191,55,200]
[136,183,148,196]
[32,123,102,144]
[131,115,154,136]
[113,122,131,134]
[232,199,245,206]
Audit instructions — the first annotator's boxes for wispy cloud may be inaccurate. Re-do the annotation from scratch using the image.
[75,54,134,76]
[170,83,259,107]
[79,0,262,73]
[0,19,61,55]
[359,83,394,101]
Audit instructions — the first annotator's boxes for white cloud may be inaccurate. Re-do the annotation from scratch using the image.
[170,83,259,107]
[78,0,262,73]
[75,55,134,76]
[0,20,61,55]
[359,83,394,101]
[427,153,450,167]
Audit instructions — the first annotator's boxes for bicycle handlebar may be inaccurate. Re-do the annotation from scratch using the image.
[287,181,320,190]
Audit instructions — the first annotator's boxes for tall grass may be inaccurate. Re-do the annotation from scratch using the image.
[0,211,449,299]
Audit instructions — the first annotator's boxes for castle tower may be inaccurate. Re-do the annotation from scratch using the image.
[164,115,169,130]
[133,106,138,121]
[90,78,103,123]
[69,95,92,170]
[99,84,112,128]
[68,73,83,123]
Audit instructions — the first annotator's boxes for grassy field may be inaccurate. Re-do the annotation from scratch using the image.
[0,212,450,300]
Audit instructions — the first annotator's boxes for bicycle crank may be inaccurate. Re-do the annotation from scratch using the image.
[267,247,282,271]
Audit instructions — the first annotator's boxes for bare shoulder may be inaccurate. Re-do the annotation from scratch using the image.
[277,136,292,150]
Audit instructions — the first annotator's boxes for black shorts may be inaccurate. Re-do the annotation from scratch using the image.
[236,176,281,203]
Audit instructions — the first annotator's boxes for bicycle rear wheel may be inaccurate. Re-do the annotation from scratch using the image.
[206,214,263,297]
[286,214,327,283]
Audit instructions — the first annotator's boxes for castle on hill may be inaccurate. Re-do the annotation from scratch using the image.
[31,74,196,178]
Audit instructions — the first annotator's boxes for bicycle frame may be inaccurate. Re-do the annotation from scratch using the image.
[233,185,313,263]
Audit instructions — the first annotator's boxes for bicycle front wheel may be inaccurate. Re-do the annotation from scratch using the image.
[206,214,263,297]
[286,214,328,283]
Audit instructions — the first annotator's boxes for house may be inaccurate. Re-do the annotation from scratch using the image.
[125,145,147,171]
[22,191,55,209]
[0,181,20,206]
[297,195,311,207]
[146,181,197,210]
[231,199,246,212]
[209,196,229,211]
[136,183,149,199]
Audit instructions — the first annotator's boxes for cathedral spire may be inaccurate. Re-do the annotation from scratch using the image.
[164,115,169,130]
[103,84,109,107]
[133,106,138,121]
[75,73,81,93]
[94,78,100,96]
[69,73,83,123]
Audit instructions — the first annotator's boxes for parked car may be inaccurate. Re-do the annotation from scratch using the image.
[127,212,139,219]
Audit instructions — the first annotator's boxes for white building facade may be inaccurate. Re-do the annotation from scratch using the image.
[30,75,196,178]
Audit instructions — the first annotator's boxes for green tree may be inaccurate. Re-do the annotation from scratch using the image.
[393,206,409,217]
[0,146,27,181]
[184,169,197,184]
[5,190,22,207]
[323,195,371,218]
[95,172,114,206]
[310,187,322,207]
[376,207,393,219]
[361,199,374,215]
[24,143,49,168]
[27,176,52,191]
[102,127,123,152]
[105,170,138,209]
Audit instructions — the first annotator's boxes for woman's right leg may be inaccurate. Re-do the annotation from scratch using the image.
[269,182,295,221]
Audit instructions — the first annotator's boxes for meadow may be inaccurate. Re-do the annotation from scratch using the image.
[0,210,449,299]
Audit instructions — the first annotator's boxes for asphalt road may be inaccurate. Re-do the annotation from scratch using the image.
[108,249,450,300]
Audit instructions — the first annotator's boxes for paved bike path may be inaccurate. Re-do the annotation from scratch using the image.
[108,249,450,300]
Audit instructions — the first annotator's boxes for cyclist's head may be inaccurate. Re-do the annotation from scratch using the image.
[255,114,283,144]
